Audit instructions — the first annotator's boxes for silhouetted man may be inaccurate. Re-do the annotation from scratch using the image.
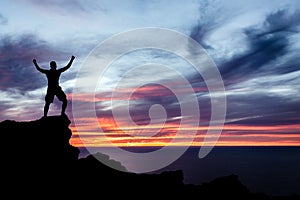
[33,56,75,117]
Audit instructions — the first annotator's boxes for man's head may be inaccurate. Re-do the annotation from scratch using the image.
[50,61,57,70]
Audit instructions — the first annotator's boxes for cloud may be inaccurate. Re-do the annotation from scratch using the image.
[128,84,181,125]
[227,93,300,126]
[0,33,70,92]
[220,9,300,82]
[224,69,300,127]
[190,0,225,49]
[93,84,181,126]
[187,6,300,131]
[27,0,105,14]
[0,89,44,121]
[0,13,8,25]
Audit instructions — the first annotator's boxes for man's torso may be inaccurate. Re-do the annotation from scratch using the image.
[45,70,61,88]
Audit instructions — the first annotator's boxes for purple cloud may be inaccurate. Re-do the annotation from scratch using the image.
[0,33,70,92]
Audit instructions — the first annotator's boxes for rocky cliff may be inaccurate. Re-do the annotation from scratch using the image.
[1,115,298,199]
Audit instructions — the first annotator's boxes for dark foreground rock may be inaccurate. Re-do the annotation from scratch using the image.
[0,115,299,199]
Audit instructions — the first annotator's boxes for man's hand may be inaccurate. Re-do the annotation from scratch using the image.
[71,55,75,60]
[33,59,37,64]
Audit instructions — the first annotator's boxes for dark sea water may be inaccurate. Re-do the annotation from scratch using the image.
[78,146,300,196]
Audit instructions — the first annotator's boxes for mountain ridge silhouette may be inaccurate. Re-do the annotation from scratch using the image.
[1,115,299,199]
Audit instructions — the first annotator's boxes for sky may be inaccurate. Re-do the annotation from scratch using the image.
[1,0,300,148]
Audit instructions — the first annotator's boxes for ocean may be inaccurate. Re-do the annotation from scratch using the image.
[78,146,300,196]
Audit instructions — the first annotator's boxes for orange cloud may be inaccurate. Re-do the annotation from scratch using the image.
[70,120,300,147]
[69,90,300,148]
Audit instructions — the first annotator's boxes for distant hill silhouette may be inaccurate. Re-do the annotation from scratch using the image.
[1,115,299,199]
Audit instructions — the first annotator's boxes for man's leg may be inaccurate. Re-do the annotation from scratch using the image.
[44,89,54,117]
[61,99,67,115]
[56,87,67,116]
[44,102,50,117]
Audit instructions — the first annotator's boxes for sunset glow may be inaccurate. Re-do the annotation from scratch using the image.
[1,0,300,149]
[70,117,300,147]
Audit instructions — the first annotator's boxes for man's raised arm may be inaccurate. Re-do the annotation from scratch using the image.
[33,59,47,73]
[60,55,75,72]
